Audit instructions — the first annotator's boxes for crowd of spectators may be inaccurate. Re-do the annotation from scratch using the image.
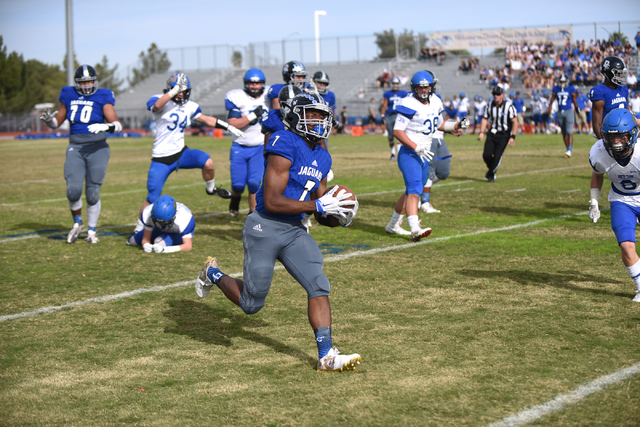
[419,46,446,62]
[503,37,635,92]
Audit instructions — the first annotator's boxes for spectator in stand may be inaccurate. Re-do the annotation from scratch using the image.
[437,47,446,63]
[458,58,471,75]
[512,92,525,135]
[419,46,429,61]
[635,31,640,51]
[377,69,390,88]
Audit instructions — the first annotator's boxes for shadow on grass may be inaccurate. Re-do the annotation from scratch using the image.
[457,269,632,298]
[162,299,316,367]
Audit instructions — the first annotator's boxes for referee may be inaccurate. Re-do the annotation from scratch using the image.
[478,86,518,182]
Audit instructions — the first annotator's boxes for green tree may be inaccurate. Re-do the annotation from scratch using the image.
[128,43,171,87]
[232,51,243,68]
[374,29,428,59]
[94,55,124,95]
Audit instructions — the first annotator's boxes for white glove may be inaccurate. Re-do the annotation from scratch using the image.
[414,145,434,163]
[459,118,470,129]
[87,123,110,134]
[40,110,58,128]
[315,186,352,219]
[588,199,600,223]
[143,243,153,253]
[152,244,165,253]
[168,73,188,97]
[327,169,334,182]
[227,125,246,138]
[339,198,359,227]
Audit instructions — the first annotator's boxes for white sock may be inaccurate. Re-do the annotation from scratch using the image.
[626,259,640,291]
[387,210,403,228]
[407,215,421,233]
[87,200,101,229]
[390,144,396,155]
[206,178,216,192]
[69,199,82,211]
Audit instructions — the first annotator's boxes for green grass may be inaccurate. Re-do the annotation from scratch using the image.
[1,132,639,426]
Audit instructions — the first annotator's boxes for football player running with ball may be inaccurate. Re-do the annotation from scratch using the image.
[588,109,640,302]
[195,92,361,371]
[384,71,466,241]
[40,65,122,244]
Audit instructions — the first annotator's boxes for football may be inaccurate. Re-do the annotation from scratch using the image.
[325,184,356,209]
[314,185,357,227]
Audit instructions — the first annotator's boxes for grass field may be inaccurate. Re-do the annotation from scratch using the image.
[1,131,639,426]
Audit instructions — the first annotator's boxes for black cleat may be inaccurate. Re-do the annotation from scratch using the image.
[206,186,232,199]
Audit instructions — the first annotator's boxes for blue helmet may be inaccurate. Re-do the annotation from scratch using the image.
[165,73,191,105]
[460,92,466,98]
[410,71,434,101]
[243,68,266,98]
[151,195,177,231]
[601,109,639,164]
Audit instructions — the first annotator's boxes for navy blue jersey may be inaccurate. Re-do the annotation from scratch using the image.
[261,109,286,135]
[383,89,408,116]
[255,130,332,222]
[59,86,115,143]
[589,84,629,117]
[552,85,577,111]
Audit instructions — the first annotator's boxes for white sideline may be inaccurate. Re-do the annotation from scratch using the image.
[486,362,640,427]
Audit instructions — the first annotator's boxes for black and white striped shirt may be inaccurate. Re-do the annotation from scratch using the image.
[483,99,517,133]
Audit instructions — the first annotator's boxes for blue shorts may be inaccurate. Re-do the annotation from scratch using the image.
[456,111,468,120]
[146,148,210,203]
[229,142,264,194]
[533,113,541,125]
[397,145,430,195]
[610,201,640,244]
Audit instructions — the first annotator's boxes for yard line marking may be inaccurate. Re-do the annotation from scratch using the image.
[1,165,587,207]
[0,211,587,323]
[486,362,640,427]
[561,189,582,193]
[506,188,526,193]
[454,187,475,192]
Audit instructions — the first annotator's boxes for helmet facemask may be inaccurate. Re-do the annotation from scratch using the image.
[290,103,333,144]
[603,131,635,165]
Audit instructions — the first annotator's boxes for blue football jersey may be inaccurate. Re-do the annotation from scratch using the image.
[321,91,336,112]
[589,84,629,117]
[383,89,409,116]
[255,130,332,222]
[59,86,115,143]
[261,109,286,135]
[267,83,285,100]
[552,85,576,111]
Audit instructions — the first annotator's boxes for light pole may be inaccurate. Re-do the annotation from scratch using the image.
[314,10,327,65]
[282,31,301,64]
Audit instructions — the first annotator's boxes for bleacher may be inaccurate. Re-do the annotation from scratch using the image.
[113,54,517,129]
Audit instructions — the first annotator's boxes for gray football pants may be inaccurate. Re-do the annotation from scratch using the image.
[239,211,331,315]
[64,141,110,206]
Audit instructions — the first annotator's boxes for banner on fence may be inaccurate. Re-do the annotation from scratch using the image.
[429,26,573,50]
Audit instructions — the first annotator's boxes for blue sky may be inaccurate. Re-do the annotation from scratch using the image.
[1,0,639,73]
